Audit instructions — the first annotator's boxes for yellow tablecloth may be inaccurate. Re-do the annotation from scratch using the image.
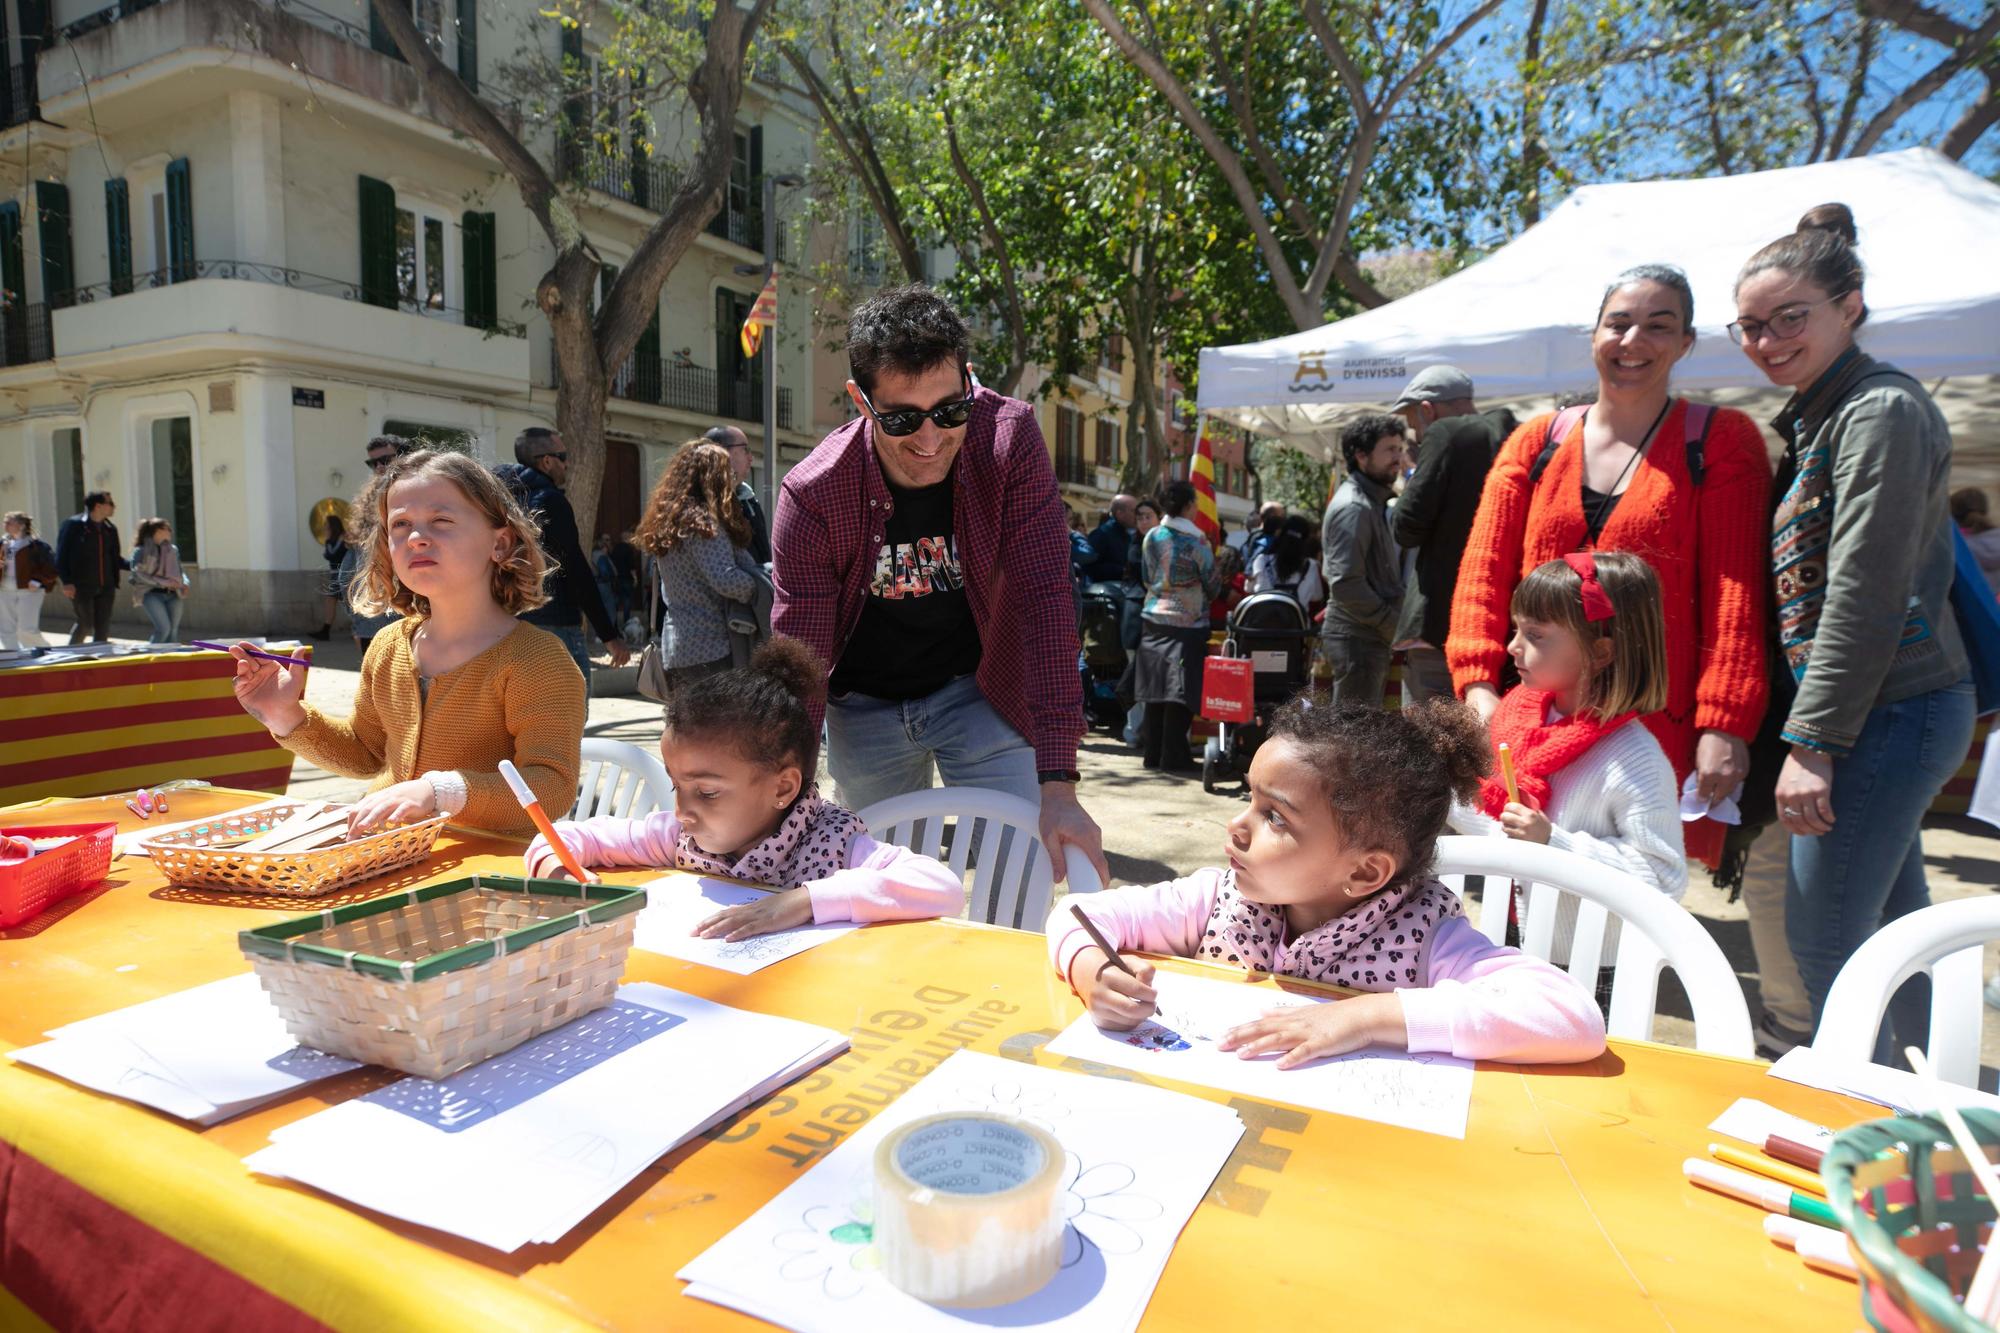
[0,791,1877,1330]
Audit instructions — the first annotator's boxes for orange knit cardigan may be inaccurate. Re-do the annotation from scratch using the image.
[1446,400,1772,866]
[279,619,585,838]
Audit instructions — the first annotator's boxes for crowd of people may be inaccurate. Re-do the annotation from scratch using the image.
[203,198,1984,1068]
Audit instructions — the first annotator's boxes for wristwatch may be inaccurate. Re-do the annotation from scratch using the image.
[1037,769,1080,785]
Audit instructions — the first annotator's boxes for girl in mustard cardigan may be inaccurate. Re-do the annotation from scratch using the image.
[229,450,584,839]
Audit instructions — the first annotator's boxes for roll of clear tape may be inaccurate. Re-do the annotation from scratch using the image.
[873,1111,1067,1308]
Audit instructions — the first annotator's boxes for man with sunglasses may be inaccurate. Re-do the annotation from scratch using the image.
[495,427,630,682]
[773,285,1107,887]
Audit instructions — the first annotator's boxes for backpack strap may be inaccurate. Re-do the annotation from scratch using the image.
[1682,401,1716,488]
[1527,404,1591,485]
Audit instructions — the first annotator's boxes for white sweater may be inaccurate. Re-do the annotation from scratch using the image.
[1447,717,1687,962]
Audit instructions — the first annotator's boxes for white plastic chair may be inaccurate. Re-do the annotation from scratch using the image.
[569,739,674,821]
[1432,835,1754,1056]
[854,787,1104,929]
[1814,898,2000,1090]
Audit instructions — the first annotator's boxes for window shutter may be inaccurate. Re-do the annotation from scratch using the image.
[0,201,23,322]
[104,178,131,295]
[456,0,478,91]
[748,125,764,251]
[370,2,399,58]
[358,175,397,309]
[715,287,735,419]
[164,157,193,283]
[36,180,71,308]
[460,210,495,329]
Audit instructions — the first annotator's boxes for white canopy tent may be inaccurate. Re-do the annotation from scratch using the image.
[1197,149,2000,454]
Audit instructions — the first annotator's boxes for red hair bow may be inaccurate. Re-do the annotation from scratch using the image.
[1563,552,1616,622]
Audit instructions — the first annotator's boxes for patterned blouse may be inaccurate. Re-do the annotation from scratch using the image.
[1141,518,1215,628]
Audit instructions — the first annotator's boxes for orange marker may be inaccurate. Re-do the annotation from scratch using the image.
[1497,741,1520,806]
[499,759,598,884]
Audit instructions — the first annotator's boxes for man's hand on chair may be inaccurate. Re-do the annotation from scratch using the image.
[1039,782,1109,887]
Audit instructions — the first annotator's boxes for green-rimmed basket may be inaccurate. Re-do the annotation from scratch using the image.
[1823,1110,2000,1333]
[239,874,648,1079]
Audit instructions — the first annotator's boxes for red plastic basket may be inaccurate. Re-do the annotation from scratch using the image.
[0,823,116,928]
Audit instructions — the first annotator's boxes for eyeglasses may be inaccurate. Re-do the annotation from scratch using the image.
[365,455,395,470]
[1727,297,1841,345]
[857,375,976,437]
[541,451,569,464]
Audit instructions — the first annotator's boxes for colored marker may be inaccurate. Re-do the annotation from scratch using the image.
[1763,1215,1856,1276]
[1764,1133,1825,1173]
[1685,1158,1840,1228]
[1709,1142,1827,1197]
[194,640,314,668]
[499,759,596,884]
[1069,901,1137,978]
[1497,742,1520,806]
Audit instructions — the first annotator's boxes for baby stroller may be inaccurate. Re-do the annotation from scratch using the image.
[1077,581,1129,730]
[1202,590,1313,792]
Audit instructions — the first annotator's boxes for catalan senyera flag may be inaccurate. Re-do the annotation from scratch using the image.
[739,269,778,360]
[1188,417,1221,547]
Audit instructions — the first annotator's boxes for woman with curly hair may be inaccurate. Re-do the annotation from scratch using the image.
[637,440,764,707]
[226,449,584,839]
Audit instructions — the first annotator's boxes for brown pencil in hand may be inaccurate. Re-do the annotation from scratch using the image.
[1069,902,1137,977]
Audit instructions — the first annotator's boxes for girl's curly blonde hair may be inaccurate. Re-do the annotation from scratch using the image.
[346,450,549,619]
[637,441,750,554]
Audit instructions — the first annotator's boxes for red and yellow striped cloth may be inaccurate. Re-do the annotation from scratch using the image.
[0,651,297,805]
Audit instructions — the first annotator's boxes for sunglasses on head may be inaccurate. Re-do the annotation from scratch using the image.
[857,374,975,437]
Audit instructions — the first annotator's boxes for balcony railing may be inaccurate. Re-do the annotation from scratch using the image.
[555,138,687,216]
[1,303,53,367]
[56,260,527,337]
[566,348,793,430]
[3,61,39,130]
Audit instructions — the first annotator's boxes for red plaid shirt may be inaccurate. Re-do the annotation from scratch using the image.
[772,387,1083,772]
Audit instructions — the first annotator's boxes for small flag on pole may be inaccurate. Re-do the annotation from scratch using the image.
[740,269,778,360]
[1189,417,1221,547]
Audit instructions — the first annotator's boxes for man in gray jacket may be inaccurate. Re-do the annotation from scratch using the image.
[1321,413,1409,709]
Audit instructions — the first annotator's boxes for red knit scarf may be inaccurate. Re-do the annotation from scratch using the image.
[1477,686,1636,816]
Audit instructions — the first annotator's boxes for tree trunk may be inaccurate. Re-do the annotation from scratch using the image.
[1519,0,1551,226]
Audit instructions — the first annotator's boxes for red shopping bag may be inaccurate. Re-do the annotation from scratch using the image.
[1200,654,1254,723]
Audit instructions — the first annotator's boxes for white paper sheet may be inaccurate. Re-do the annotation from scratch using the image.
[680,1050,1243,1333]
[9,973,359,1124]
[1768,1047,2000,1117]
[1707,1097,1839,1149]
[632,875,858,974]
[1043,970,1476,1139]
[247,982,848,1252]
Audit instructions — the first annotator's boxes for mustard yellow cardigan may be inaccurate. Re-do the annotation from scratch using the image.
[280,619,585,837]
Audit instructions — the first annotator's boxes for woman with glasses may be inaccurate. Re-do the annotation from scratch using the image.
[1732,203,1973,1056]
[1448,263,1773,879]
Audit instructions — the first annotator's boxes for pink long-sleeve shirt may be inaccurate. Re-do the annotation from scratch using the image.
[525,811,965,925]
[1047,868,1606,1064]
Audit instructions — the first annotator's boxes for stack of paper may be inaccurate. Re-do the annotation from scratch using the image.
[1045,970,1477,1139]
[246,983,848,1251]
[8,974,361,1123]
[1769,1046,2000,1117]
[633,875,859,974]
[682,1050,1244,1333]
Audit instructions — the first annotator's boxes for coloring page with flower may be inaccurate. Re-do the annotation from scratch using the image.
[679,1050,1243,1332]
[1044,970,1476,1139]
[634,876,858,975]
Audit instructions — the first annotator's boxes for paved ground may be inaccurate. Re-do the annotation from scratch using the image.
[283,636,2000,1069]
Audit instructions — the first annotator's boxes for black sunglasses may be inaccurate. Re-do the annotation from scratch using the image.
[365,455,395,470]
[858,375,976,437]
[541,451,570,463]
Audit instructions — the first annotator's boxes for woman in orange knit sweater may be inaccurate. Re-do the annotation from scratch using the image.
[1447,265,1771,867]
[228,450,585,839]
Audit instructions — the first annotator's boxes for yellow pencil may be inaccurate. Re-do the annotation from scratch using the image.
[1497,742,1520,806]
[1709,1142,1826,1198]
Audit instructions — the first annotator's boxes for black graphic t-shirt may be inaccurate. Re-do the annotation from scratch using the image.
[829,475,982,701]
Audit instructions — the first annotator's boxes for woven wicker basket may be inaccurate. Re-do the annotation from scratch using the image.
[1823,1110,2000,1333]
[239,875,648,1078]
[145,802,447,898]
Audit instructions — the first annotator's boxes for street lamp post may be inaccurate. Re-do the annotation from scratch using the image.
[757,172,803,520]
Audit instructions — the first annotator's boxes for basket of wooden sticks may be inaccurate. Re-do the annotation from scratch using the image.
[143,801,447,898]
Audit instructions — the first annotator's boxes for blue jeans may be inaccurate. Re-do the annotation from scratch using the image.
[1787,680,1976,1059]
[141,589,183,643]
[548,624,592,684]
[825,673,1039,813]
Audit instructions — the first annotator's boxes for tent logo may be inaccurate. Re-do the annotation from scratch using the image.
[1288,353,1406,393]
[1292,350,1330,387]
